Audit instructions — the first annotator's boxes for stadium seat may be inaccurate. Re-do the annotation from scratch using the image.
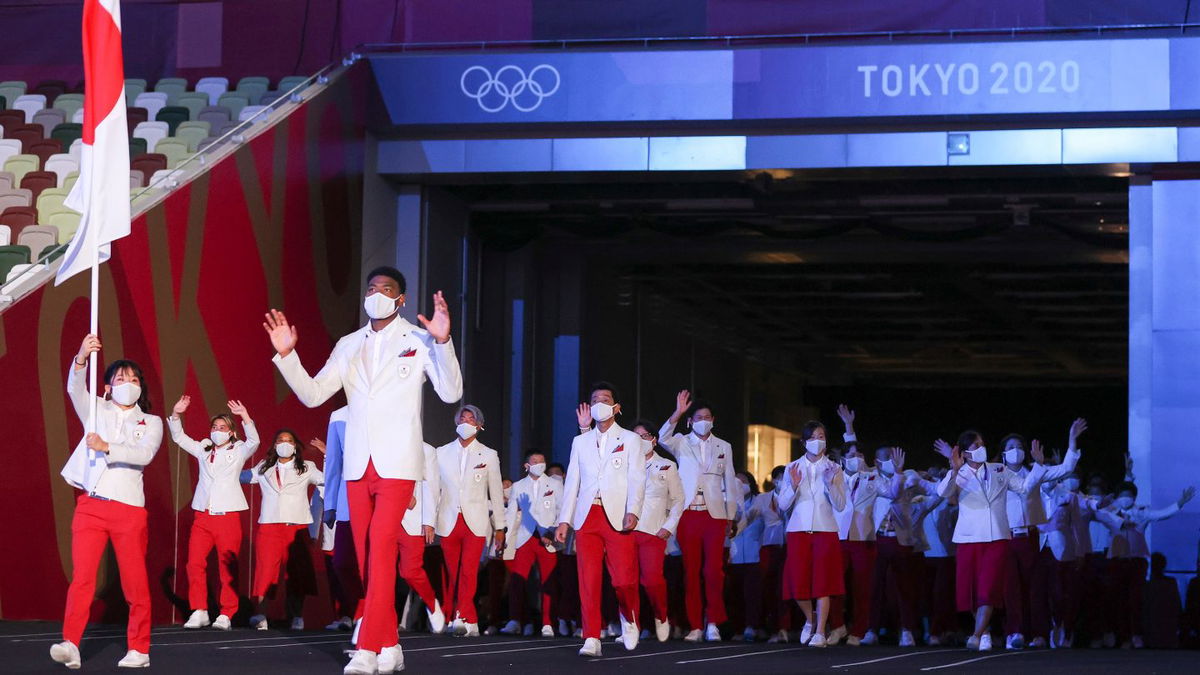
[197,106,231,128]
[129,170,145,188]
[72,107,83,123]
[68,139,82,161]
[0,224,8,245]
[196,76,229,105]
[0,81,26,107]
[130,153,167,179]
[31,109,65,136]
[36,188,69,217]
[258,91,282,105]
[16,225,56,259]
[0,171,12,191]
[7,126,42,154]
[128,137,147,158]
[1,206,37,234]
[0,109,25,134]
[48,211,81,241]
[174,125,208,151]
[133,92,168,120]
[214,121,240,138]
[236,76,270,104]
[0,139,20,167]
[132,121,169,153]
[0,95,4,110]
[196,137,219,152]
[0,189,32,210]
[0,244,31,284]
[155,106,189,134]
[238,105,268,123]
[43,154,78,187]
[2,155,38,184]
[216,93,249,120]
[126,106,149,131]
[52,93,84,120]
[124,78,147,102]
[63,172,79,191]
[50,123,83,149]
[176,92,209,120]
[32,81,66,106]
[19,171,56,200]
[278,76,307,92]
[148,168,185,188]
[28,139,62,167]
[152,77,187,104]
[154,138,190,169]
[12,94,46,123]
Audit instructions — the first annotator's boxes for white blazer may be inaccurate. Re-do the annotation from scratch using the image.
[635,454,685,536]
[558,423,647,531]
[504,474,565,559]
[168,416,259,512]
[403,443,441,537]
[777,455,846,533]
[434,438,505,537]
[272,317,463,482]
[873,470,939,547]
[1037,486,1089,562]
[60,365,163,508]
[836,469,885,542]
[938,462,1046,543]
[1095,502,1181,559]
[248,459,324,524]
[1005,448,1080,529]
[658,425,739,520]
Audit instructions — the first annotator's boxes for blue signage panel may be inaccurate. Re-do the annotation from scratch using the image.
[369,37,1187,126]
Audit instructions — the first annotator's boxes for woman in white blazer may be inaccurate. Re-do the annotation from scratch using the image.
[777,420,847,648]
[168,395,260,631]
[244,430,324,631]
[51,335,163,671]
[630,421,684,643]
[935,430,1049,652]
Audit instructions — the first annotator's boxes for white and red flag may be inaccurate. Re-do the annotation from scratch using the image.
[55,0,130,286]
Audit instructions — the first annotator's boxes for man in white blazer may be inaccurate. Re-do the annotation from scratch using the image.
[433,404,505,636]
[658,390,738,642]
[264,266,463,675]
[555,382,647,657]
[501,450,565,637]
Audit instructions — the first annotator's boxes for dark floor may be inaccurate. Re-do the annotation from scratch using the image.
[1,622,1196,674]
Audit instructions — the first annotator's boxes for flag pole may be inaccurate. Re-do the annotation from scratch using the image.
[87,211,99,434]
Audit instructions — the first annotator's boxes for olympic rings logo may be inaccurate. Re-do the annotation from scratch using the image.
[460,64,561,113]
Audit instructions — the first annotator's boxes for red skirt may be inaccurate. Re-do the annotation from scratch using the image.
[783,531,844,600]
[956,540,1008,612]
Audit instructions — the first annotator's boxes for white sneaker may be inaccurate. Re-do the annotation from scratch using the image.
[705,623,721,642]
[542,625,555,638]
[484,625,497,636]
[799,622,814,644]
[117,650,150,668]
[344,649,377,675]
[768,629,789,644]
[500,619,522,635]
[966,635,980,651]
[327,615,353,631]
[828,625,848,645]
[899,630,916,647]
[860,629,878,645]
[250,614,268,631]
[377,644,404,673]
[523,624,534,637]
[451,618,467,636]
[846,634,862,646]
[743,627,757,642]
[579,637,602,657]
[184,609,211,629]
[809,633,827,648]
[559,619,570,636]
[979,633,993,651]
[290,617,305,631]
[427,601,445,634]
[463,622,480,637]
[1029,636,1047,648]
[684,628,703,642]
[655,619,670,642]
[49,641,81,669]
[621,618,639,651]
[1132,635,1145,649]
[213,614,232,631]
[1005,633,1025,650]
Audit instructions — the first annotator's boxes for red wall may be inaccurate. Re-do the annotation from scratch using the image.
[0,65,366,623]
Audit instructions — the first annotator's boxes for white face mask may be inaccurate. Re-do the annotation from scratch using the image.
[879,459,895,475]
[966,446,988,463]
[1115,496,1135,510]
[590,402,615,422]
[275,442,295,458]
[456,422,478,440]
[1064,478,1081,492]
[739,482,751,497]
[528,462,546,477]
[1004,448,1025,465]
[844,456,861,473]
[691,420,713,436]
[210,430,231,446]
[805,438,826,456]
[641,438,656,455]
[363,292,399,320]
[110,382,142,407]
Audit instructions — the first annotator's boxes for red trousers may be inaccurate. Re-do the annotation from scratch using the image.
[1003,534,1039,636]
[187,511,242,617]
[870,536,917,632]
[924,556,957,636]
[1108,557,1149,641]
[252,523,306,597]
[1032,548,1080,639]
[506,537,560,626]
[346,460,416,652]
[633,531,668,623]
[956,540,1007,612]
[783,531,844,600]
[677,509,728,628]
[63,495,151,653]
[331,520,364,619]
[398,531,437,609]
[829,540,876,637]
[440,514,485,623]
[759,544,791,632]
[575,505,639,639]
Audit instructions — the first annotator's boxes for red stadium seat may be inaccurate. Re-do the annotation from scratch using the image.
[8,126,44,154]
[28,139,62,167]
[19,171,56,201]
[0,110,24,136]
[130,153,167,180]
[32,80,67,105]
[0,206,38,238]
[126,106,149,134]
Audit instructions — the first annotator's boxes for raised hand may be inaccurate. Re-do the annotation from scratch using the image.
[263,309,298,357]
[576,403,593,430]
[76,333,101,365]
[417,290,451,344]
[673,390,692,420]
[310,438,326,455]
[228,399,249,419]
[837,404,856,429]
[949,445,964,471]
[1180,486,1196,508]
[1031,439,1045,464]
[173,395,191,416]
[933,439,953,459]
[821,462,839,485]
[1069,418,1088,445]
[788,462,802,487]
[892,447,906,472]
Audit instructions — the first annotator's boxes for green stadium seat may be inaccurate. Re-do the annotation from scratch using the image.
[124,78,147,103]
[3,155,39,184]
[152,77,188,104]
[53,93,85,120]
[0,81,26,108]
[48,211,81,241]
[128,137,148,158]
[51,123,83,149]
[176,92,209,120]
[236,76,269,104]
[216,93,249,120]
[0,244,32,284]
[174,125,208,152]
[278,76,307,92]
[153,138,190,169]
[155,106,190,134]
